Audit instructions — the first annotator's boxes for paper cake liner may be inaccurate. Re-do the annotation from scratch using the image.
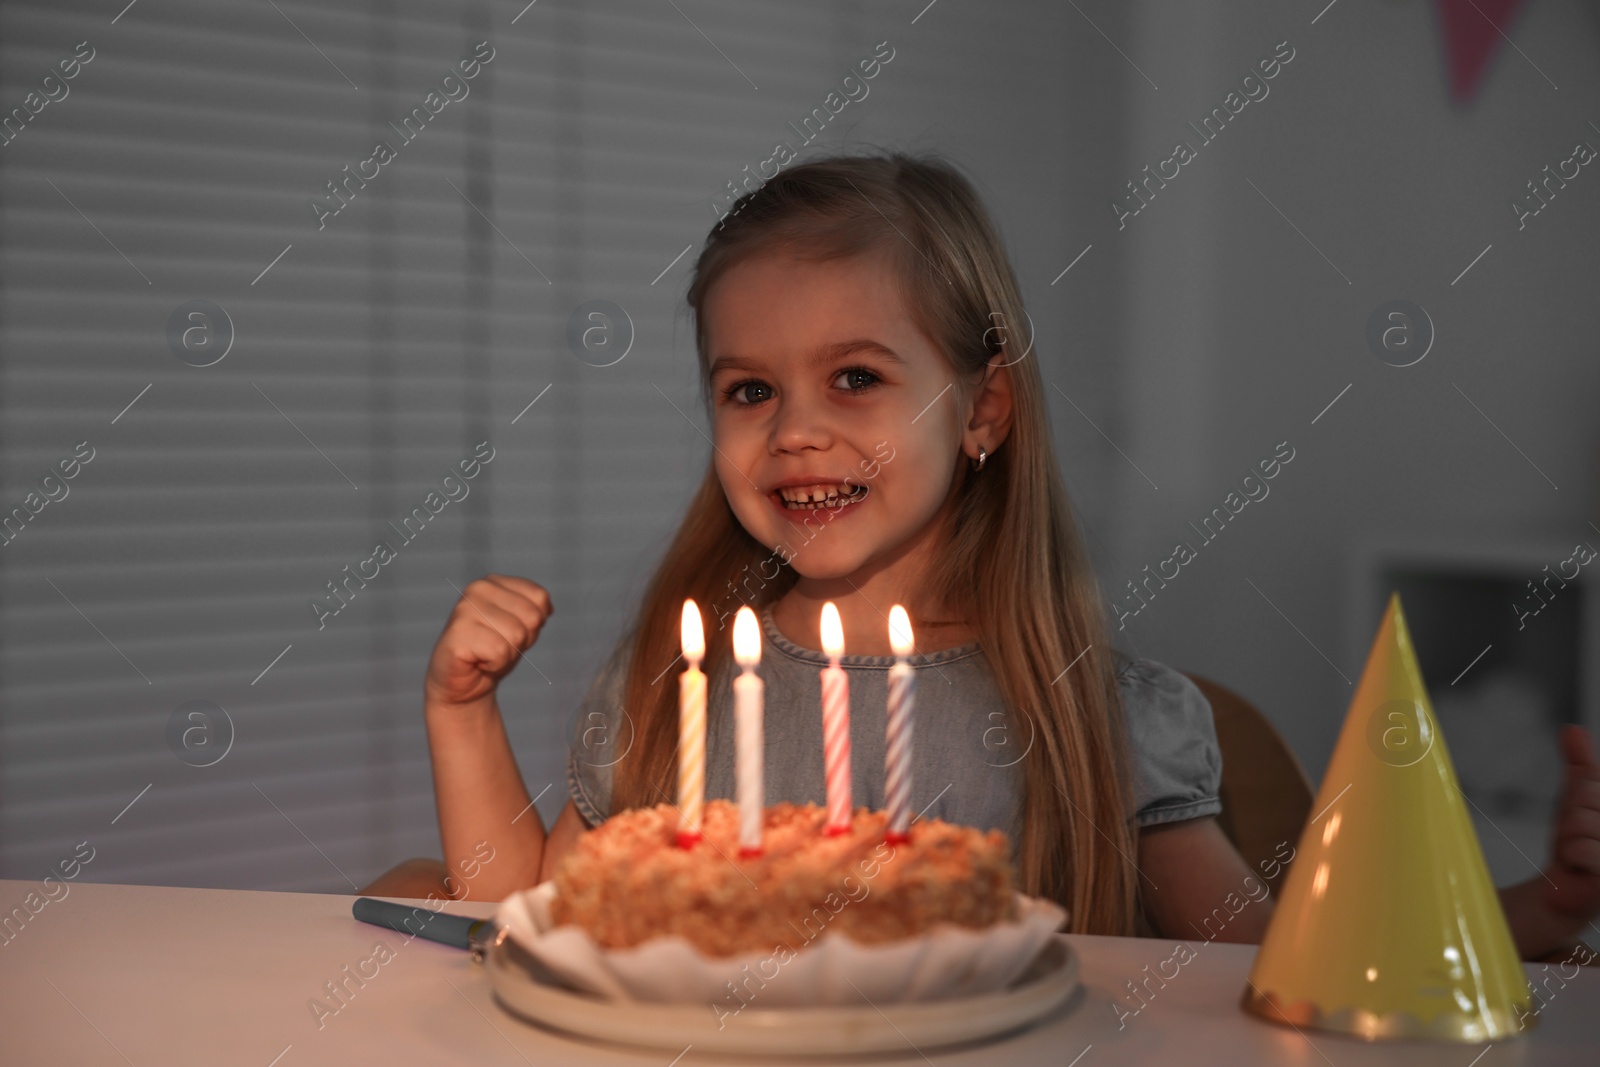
[495,881,1067,1006]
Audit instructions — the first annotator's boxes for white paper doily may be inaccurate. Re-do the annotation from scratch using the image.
[494,880,1067,1006]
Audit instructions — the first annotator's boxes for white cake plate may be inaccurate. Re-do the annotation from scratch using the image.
[486,933,1080,1056]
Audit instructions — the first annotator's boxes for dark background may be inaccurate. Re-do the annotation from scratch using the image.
[1,0,1596,892]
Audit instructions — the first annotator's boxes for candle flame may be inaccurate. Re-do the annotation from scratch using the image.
[733,605,761,668]
[820,602,844,659]
[888,605,914,656]
[680,599,704,661]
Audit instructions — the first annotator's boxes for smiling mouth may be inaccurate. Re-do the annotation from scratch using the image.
[772,482,869,511]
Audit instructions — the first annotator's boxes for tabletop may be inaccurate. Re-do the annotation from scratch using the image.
[0,879,1593,1066]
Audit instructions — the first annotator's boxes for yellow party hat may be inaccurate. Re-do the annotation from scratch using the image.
[1241,593,1534,1041]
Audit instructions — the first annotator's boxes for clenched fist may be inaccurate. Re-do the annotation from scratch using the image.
[425,575,553,708]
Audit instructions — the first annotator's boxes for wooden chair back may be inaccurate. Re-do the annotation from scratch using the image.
[1184,672,1314,894]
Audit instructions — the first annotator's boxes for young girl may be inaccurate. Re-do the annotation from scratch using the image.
[370,152,1600,957]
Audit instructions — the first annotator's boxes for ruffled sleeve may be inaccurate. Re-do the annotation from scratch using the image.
[563,639,634,828]
[1115,654,1224,827]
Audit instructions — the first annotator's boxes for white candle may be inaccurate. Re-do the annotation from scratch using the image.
[819,602,852,834]
[732,606,765,856]
[677,599,706,847]
[885,605,916,842]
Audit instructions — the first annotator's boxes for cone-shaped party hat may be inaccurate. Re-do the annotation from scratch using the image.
[1241,593,1533,1041]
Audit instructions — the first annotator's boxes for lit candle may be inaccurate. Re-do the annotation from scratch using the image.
[819,602,852,835]
[732,606,765,856]
[885,605,916,843]
[676,599,706,848]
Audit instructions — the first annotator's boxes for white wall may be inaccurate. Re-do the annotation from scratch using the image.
[1105,0,1600,879]
[3,0,1594,892]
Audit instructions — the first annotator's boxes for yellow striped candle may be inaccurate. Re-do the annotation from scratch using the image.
[676,599,706,848]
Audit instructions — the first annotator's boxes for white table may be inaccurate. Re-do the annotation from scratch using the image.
[1,880,1593,1065]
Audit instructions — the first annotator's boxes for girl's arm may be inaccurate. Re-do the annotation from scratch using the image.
[424,575,565,901]
[1142,728,1600,961]
[540,798,593,882]
[1137,817,1274,944]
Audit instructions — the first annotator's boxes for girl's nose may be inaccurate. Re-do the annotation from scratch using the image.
[768,396,834,455]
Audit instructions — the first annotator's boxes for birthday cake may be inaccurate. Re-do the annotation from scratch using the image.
[550,798,1017,957]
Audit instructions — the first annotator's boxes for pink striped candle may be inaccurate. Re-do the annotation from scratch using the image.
[676,599,706,848]
[732,606,765,857]
[819,602,852,835]
[885,605,916,843]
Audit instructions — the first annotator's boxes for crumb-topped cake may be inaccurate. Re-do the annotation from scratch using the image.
[550,798,1016,957]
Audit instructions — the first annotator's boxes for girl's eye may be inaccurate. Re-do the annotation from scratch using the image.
[724,379,774,405]
[833,366,880,392]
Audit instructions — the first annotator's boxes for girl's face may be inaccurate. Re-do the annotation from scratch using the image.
[703,247,970,583]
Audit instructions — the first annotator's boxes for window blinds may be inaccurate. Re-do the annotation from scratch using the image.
[0,0,1111,892]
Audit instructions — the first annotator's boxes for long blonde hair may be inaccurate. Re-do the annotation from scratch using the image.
[610,151,1138,935]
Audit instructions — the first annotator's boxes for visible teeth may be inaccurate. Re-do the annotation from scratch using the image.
[777,483,866,509]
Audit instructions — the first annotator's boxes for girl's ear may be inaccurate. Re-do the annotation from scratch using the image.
[963,359,1015,462]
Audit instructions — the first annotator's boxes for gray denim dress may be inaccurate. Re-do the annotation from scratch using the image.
[565,604,1222,846]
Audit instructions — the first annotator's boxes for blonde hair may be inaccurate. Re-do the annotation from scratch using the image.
[610,150,1138,935]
